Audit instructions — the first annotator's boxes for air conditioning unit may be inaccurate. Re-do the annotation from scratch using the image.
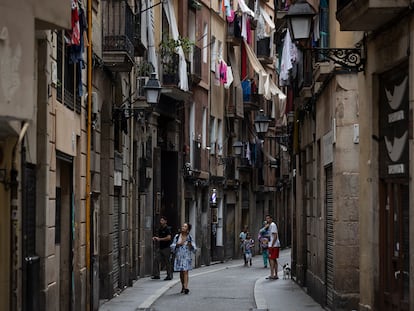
[137,76,149,98]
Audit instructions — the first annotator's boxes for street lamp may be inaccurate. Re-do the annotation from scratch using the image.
[144,72,162,105]
[232,141,244,156]
[254,109,271,136]
[112,73,161,120]
[285,0,315,41]
[285,0,365,72]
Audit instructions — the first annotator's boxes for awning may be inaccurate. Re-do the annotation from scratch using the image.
[163,0,189,91]
[260,7,275,30]
[238,0,254,17]
[243,40,286,101]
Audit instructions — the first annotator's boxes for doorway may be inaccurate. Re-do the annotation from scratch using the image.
[56,157,74,311]
[378,65,410,310]
[379,181,409,310]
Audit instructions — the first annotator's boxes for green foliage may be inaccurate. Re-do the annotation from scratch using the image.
[136,61,155,76]
[159,35,194,75]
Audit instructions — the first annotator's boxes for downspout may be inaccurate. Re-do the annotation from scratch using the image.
[128,74,134,284]
[10,121,29,311]
[86,0,92,309]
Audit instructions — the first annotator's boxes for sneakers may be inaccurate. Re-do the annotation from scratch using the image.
[164,276,172,281]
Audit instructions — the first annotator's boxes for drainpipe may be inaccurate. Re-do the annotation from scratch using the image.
[10,121,29,311]
[128,74,134,284]
[86,0,92,309]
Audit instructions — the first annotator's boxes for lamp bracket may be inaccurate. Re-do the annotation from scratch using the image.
[308,45,365,72]
[112,105,149,121]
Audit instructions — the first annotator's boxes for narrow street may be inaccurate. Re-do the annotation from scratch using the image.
[99,249,324,311]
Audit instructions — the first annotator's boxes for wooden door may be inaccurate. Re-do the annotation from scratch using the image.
[378,64,410,310]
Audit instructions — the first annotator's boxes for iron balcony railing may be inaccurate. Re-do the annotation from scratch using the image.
[102,0,135,60]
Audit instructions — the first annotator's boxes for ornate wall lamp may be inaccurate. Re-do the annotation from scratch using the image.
[285,0,365,72]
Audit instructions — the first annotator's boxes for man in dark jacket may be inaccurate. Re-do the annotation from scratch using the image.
[152,216,173,280]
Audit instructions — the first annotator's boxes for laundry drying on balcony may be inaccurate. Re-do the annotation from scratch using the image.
[162,0,189,91]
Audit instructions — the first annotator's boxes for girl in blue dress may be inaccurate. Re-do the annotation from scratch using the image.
[170,222,197,294]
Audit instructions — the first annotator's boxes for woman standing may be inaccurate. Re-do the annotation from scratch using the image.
[170,222,197,294]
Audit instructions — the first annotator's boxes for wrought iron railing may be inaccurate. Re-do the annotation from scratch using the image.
[102,0,135,60]
[241,80,259,103]
[161,53,180,85]
[257,37,271,58]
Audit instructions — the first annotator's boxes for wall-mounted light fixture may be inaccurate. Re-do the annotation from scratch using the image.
[254,109,271,136]
[232,141,244,156]
[143,72,162,104]
[112,72,161,121]
[254,109,291,150]
[285,0,365,72]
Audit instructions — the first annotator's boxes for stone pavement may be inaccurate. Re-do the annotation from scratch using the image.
[99,248,325,311]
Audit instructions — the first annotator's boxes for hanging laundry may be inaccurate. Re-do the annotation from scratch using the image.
[224,66,234,89]
[219,60,228,84]
[279,29,298,86]
[71,0,80,45]
[224,0,232,18]
[215,61,221,86]
[246,141,251,164]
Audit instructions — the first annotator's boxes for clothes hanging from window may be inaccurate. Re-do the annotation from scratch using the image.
[71,0,80,45]
[219,60,228,84]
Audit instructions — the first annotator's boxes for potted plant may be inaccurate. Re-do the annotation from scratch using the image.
[136,60,155,77]
[159,35,194,84]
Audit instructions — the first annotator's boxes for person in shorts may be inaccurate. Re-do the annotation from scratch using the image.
[265,214,280,280]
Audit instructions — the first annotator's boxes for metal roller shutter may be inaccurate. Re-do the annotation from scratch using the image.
[325,166,334,308]
[112,190,120,290]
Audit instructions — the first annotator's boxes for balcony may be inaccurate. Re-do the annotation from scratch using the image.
[336,0,408,31]
[256,38,273,65]
[161,52,180,86]
[274,0,288,30]
[242,80,260,111]
[102,0,135,72]
[226,16,242,46]
[191,46,202,85]
[237,157,252,172]
[133,10,146,57]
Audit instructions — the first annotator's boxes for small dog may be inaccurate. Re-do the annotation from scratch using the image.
[282,263,291,279]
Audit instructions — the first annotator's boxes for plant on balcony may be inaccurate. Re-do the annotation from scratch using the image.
[136,60,155,76]
[159,36,194,84]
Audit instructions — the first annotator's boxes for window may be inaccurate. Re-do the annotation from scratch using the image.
[210,116,216,154]
[202,107,207,149]
[217,40,223,61]
[210,36,217,72]
[217,119,223,156]
[56,31,82,114]
[203,23,208,63]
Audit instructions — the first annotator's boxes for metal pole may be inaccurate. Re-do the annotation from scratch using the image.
[86,0,92,309]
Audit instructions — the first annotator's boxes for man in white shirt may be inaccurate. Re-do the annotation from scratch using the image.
[265,214,280,280]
